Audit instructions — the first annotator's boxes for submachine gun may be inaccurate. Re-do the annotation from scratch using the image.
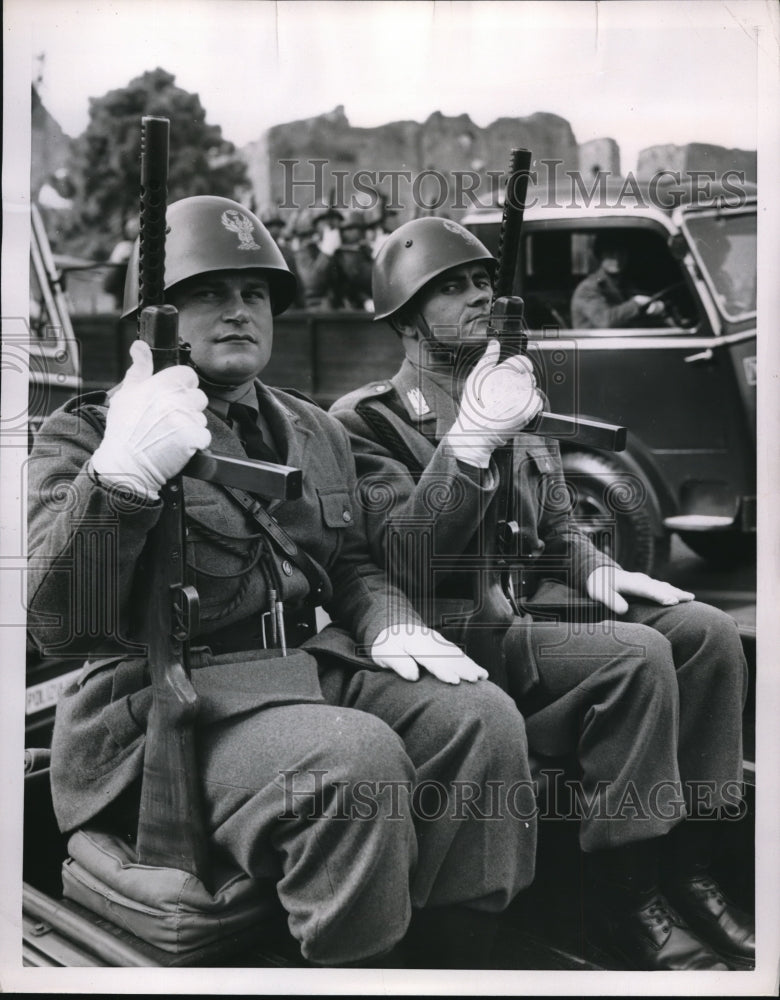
[463,148,627,689]
[133,117,302,888]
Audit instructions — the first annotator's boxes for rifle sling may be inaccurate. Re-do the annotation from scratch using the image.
[355,394,426,483]
[223,485,333,606]
[68,398,332,607]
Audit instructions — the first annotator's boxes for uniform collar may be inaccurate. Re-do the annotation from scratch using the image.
[205,380,259,419]
[392,358,461,439]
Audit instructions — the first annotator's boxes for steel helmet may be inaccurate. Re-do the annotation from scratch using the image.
[121,196,298,318]
[340,209,367,231]
[372,217,495,321]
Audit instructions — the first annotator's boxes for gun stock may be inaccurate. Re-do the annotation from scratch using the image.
[133,119,303,885]
[133,118,211,884]
[135,313,212,882]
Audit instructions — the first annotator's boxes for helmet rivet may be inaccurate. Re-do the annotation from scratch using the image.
[405,239,413,248]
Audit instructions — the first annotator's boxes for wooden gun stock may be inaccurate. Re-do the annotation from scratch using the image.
[132,116,210,879]
[135,303,211,883]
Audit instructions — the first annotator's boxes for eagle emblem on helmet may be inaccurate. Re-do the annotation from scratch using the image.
[443,218,479,245]
[221,209,261,250]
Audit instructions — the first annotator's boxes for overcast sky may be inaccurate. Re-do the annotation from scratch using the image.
[9,0,775,174]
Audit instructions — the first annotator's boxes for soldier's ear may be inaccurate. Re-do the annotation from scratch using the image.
[390,306,419,340]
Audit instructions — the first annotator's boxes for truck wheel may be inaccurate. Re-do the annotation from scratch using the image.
[677,531,755,568]
[560,450,669,576]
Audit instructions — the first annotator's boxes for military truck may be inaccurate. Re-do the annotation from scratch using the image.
[462,178,757,576]
[19,185,757,971]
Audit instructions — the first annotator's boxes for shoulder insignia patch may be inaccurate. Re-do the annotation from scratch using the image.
[406,387,431,416]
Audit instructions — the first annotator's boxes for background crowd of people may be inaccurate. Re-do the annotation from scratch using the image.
[258,201,402,312]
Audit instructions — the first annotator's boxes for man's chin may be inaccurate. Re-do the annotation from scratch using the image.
[196,363,266,388]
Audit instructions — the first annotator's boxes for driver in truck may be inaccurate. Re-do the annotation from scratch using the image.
[571,233,668,328]
[330,215,755,973]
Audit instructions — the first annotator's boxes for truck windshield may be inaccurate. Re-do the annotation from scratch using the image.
[684,211,756,320]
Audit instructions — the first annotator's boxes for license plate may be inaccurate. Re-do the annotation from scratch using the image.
[25,668,81,715]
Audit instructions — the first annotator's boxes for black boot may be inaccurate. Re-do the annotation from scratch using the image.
[583,839,729,971]
[662,822,755,970]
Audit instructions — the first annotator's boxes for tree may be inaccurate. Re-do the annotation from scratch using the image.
[67,68,250,257]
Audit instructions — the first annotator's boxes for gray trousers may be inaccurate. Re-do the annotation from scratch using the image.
[508,600,747,851]
[197,667,535,965]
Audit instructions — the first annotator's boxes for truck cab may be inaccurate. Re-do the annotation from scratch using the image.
[463,180,757,575]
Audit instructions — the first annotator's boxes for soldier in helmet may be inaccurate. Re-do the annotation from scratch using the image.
[330,216,753,972]
[291,206,341,309]
[331,209,374,311]
[27,197,539,968]
[261,207,298,284]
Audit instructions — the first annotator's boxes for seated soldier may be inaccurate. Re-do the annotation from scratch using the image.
[26,198,538,969]
[571,233,667,328]
[330,217,754,972]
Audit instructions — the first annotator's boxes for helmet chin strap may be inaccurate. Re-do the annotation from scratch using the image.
[414,313,485,384]
[179,341,244,393]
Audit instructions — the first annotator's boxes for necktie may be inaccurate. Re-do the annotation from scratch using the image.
[227,403,278,463]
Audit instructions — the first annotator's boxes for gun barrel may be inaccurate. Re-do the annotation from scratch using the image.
[139,116,170,313]
[493,148,533,303]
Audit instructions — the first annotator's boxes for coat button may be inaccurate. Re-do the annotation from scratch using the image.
[281,560,293,576]
[342,510,352,523]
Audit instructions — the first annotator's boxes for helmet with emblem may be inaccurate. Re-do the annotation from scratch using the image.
[121,196,298,319]
[372,216,495,321]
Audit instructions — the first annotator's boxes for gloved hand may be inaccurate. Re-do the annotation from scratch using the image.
[91,340,211,499]
[318,224,342,257]
[371,625,488,684]
[585,565,695,615]
[445,339,544,468]
[632,294,666,317]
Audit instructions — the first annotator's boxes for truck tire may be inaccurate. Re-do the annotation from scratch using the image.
[677,530,755,568]
[560,450,669,576]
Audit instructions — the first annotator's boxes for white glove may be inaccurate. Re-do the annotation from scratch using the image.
[370,625,488,684]
[445,339,544,468]
[585,566,695,615]
[318,225,342,257]
[632,294,665,318]
[91,340,211,499]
